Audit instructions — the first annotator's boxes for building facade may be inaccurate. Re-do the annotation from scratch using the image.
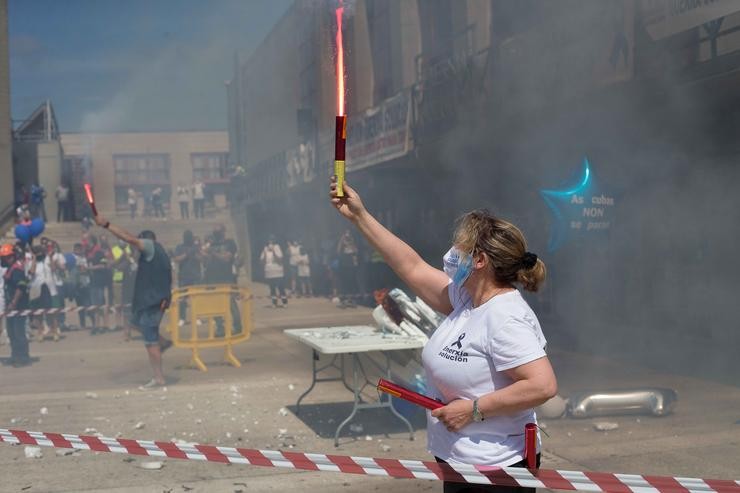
[229,0,740,380]
[0,0,14,226]
[61,131,229,216]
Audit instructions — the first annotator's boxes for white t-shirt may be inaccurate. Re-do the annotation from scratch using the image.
[260,245,284,279]
[288,244,301,266]
[296,253,310,278]
[421,282,547,467]
[29,257,58,299]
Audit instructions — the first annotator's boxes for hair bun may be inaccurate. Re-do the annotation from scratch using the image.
[521,252,538,269]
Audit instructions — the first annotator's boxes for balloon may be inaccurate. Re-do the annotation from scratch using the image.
[29,218,45,238]
[14,224,31,243]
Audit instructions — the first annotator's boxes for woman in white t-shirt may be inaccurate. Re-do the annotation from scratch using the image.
[330,179,557,493]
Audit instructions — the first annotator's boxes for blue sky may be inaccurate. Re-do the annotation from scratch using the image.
[9,0,291,132]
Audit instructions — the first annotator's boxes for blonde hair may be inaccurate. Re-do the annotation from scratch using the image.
[453,209,546,292]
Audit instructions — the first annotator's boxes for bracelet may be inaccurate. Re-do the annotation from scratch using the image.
[472,399,485,422]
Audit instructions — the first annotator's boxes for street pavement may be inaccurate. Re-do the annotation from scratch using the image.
[1,284,738,492]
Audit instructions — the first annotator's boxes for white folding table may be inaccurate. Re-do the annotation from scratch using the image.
[284,325,425,446]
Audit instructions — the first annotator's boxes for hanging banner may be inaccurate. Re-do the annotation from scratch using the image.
[641,0,740,40]
[345,91,412,172]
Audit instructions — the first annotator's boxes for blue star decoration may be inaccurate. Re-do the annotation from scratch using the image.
[540,157,614,252]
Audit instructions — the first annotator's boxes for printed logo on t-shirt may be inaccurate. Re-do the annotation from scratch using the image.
[438,332,468,363]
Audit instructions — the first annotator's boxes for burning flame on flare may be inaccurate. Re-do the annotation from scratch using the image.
[335,1,345,116]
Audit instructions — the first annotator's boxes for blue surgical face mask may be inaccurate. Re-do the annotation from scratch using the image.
[443,247,473,286]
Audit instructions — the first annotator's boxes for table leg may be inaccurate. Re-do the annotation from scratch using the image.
[340,353,354,394]
[334,353,360,447]
[296,349,319,415]
[383,352,414,441]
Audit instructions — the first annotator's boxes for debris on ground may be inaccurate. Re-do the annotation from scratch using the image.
[133,421,145,430]
[24,446,43,459]
[278,407,289,417]
[380,444,392,452]
[138,461,164,470]
[55,449,75,457]
[593,421,619,432]
[349,424,363,433]
[83,427,98,434]
[39,407,48,415]
[85,392,98,399]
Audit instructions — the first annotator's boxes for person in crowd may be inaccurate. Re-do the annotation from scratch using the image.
[111,238,134,334]
[30,183,47,221]
[71,243,92,331]
[176,184,190,220]
[330,178,557,492]
[192,180,205,219]
[203,225,241,334]
[92,213,173,389]
[100,235,115,323]
[55,183,70,222]
[260,236,287,307]
[28,245,61,342]
[287,240,301,295]
[128,188,138,219]
[174,230,202,325]
[0,257,6,346]
[86,235,109,332]
[152,187,165,218]
[48,240,68,332]
[1,243,31,367]
[336,229,359,307]
[295,245,313,297]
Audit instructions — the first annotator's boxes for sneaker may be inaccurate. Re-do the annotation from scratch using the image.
[138,379,165,390]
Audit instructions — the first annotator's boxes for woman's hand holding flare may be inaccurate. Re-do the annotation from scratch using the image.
[431,399,475,433]
[330,176,366,223]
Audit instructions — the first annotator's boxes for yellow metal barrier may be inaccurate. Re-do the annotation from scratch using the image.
[167,284,252,371]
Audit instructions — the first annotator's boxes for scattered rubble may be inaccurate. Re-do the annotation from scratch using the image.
[85,392,98,399]
[349,424,363,433]
[278,407,289,417]
[133,421,145,430]
[24,446,43,459]
[40,407,48,415]
[380,444,392,452]
[593,422,619,432]
[138,461,164,470]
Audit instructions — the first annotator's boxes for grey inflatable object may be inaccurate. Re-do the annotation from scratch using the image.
[568,388,677,418]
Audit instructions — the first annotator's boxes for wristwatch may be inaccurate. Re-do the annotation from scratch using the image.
[472,399,485,422]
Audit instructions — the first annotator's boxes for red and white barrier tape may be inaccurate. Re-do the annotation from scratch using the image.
[2,429,739,492]
[0,292,374,318]
[0,304,129,319]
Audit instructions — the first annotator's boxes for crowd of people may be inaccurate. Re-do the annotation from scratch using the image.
[257,228,395,309]
[127,180,208,220]
[0,214,243,369]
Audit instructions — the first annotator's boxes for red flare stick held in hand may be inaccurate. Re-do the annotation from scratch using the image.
[333,1,346,197]
[83,183,97,216]
[525,422,538,469]
[377,378,444,410]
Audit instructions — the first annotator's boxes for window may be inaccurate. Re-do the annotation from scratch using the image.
[191,152,228,182]
[113,154,170,185]
[113,154,171,209]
